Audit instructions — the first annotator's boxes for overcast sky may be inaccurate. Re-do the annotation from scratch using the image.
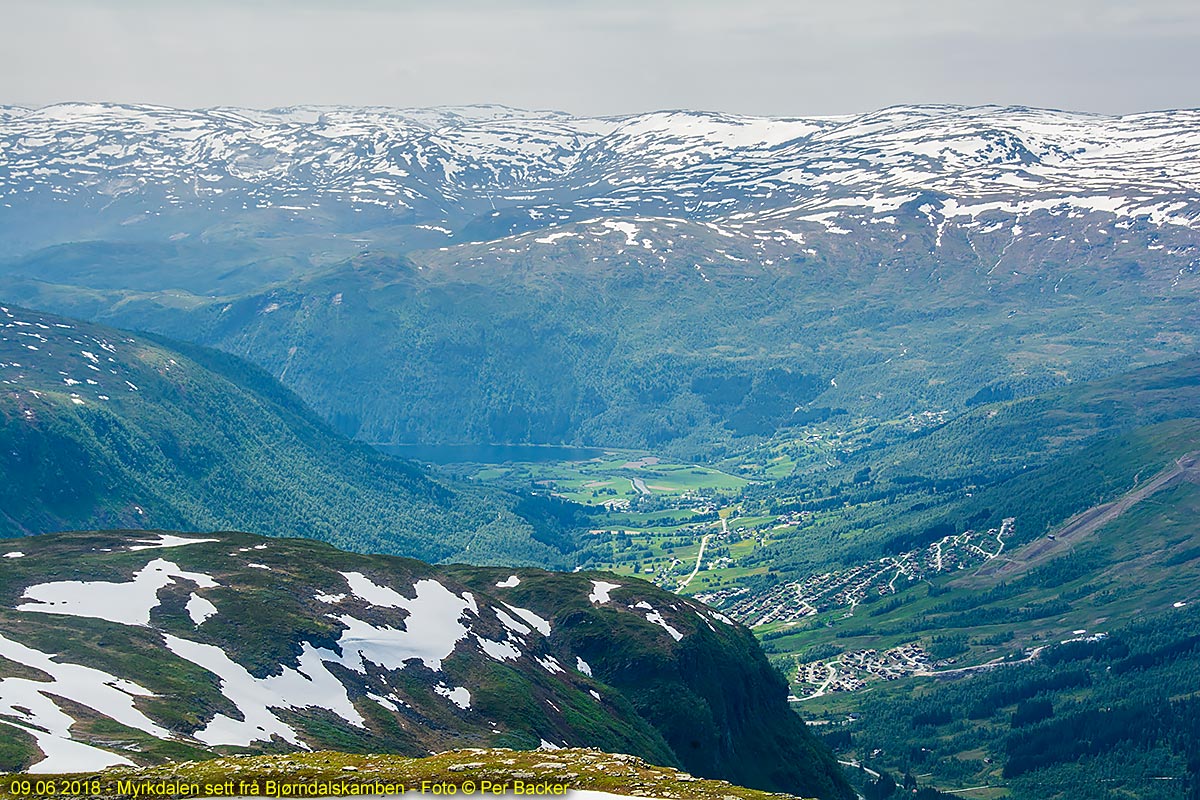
[4,0,1199,116]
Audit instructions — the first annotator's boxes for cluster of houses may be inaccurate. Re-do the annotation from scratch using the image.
[794,644,934,698]
[717,521,1015,626]
[838,644,931,680]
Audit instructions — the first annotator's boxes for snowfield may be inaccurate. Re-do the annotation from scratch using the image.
[0,633,166,772]
[18,558,219,626]
[589,581,621,604]
[3,103,1200,259]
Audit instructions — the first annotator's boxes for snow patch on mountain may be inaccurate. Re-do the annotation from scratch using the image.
[164,635,364,747]
[0,633,166,772]
[502,603,552,636]
[589,581,621,604]
[434,683,471,709]
[128,534,220,551]
[186,593,218,625]
[18,559,219,626]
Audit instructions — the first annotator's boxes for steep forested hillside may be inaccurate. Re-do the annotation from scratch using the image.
[734,354,1200,575]
[0,304,575,566]
[826,605,1200,799]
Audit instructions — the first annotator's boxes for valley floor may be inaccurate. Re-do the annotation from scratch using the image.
[448,405,1200,798]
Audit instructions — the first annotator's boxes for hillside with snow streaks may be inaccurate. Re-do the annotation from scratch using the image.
[0,533,680,766]
[2,103,1200,256]
[0,531,850,799]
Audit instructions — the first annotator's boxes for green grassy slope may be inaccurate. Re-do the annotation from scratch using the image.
[1,748,815,800]
[741,354,1200,575]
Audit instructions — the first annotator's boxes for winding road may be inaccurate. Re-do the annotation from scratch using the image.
[676,517,726,591]
[677,533,713,590]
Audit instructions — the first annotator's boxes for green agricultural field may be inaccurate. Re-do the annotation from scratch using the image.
[450,449,770,590]
[469,453,752,507]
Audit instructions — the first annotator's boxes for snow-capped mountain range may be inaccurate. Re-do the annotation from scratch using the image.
[2,102,1198,452]
[2,102,1199,257]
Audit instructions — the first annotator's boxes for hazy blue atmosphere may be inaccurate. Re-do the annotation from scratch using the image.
[5,1,1200,795]
[5,0,1199,115]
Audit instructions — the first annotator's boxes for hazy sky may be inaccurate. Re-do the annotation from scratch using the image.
[5,0,1199,116]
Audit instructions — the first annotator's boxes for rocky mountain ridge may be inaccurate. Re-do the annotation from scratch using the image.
[0,530,851,799]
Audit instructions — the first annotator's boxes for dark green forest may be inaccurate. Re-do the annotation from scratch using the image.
[0,306,570,565]
[826,607,1200,799]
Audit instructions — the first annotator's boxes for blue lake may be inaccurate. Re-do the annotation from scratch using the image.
[373,443,609,464]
